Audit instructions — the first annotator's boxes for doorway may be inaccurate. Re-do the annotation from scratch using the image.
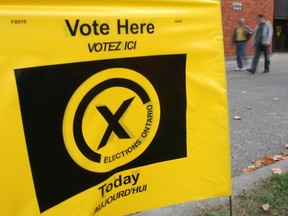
[273,19,288,52]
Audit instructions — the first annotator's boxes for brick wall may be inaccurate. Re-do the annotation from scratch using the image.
[221,0,274,57]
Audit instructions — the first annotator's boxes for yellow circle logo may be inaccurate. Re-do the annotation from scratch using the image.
[63,68,160,172]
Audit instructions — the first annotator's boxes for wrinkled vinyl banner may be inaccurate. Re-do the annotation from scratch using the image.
[0,1,231,215]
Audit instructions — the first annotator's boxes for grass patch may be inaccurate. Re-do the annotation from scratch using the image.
[194,171,288,216]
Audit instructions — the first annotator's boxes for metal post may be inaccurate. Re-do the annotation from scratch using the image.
[229,196,233,216]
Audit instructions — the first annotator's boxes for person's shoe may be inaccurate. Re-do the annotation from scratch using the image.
[235,67,245,71]
[247,68,255,73]
[263,69,269,73]
[235,67,242,71]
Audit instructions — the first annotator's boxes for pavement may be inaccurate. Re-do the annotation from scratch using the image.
[133,53,288,216]
[227,53,288,177]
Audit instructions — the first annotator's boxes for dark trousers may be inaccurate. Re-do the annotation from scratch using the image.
[251,43,270,71]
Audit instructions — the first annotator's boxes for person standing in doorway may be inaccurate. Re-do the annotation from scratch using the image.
[247,14,273,73]
[232,17,254,71]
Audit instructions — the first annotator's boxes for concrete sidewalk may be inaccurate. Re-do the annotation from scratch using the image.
[226,53,288,177]
[134,53,288,216]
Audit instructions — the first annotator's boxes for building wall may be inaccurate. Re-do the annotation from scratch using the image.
[221,0,274,57]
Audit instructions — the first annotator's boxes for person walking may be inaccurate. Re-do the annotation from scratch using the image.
[247,14,273,74]
[232,17,253,71]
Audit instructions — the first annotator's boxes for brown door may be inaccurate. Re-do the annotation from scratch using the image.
[273,19,288,52]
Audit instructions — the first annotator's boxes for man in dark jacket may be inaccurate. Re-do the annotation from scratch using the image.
[247,14,273,73]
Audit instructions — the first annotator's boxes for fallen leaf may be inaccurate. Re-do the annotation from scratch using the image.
[271,155,286,161]
[242,156,278,174]
[253,160,263,167]
[261,156,276,165]
[248,165,256,169]
[262,203,270,212]
[242,167,254,173]
[271,168,283,175]
[233,116,241,120]
[280,152,288,157]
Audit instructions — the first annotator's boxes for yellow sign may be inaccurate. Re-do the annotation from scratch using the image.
[276,25,281,37]
[0,1,231,216]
